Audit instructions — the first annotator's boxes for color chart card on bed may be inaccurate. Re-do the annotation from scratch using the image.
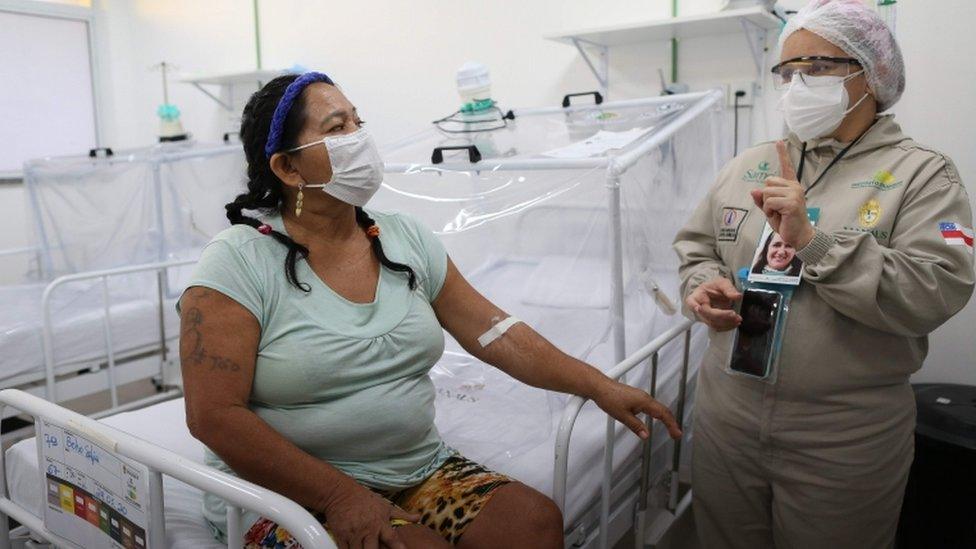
[38,420,151,549]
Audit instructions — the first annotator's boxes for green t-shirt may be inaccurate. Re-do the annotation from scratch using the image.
[180,210,453,537]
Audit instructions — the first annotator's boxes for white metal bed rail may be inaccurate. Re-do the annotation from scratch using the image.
[40,259,195,410]
[0,389,335,549]
[553,318,695,548]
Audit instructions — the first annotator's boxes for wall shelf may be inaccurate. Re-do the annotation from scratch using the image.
[546,6,781,47]
[546,6,783,97]
[181,69,291,110]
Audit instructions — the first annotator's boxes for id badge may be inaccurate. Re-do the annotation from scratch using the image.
[746,208,820,286]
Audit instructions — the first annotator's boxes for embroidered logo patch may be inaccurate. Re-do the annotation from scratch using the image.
[940,222,974,253]
[742,160,777,184]
[858,199,882,229]
[718,207,749,242]
[851,170,904,191]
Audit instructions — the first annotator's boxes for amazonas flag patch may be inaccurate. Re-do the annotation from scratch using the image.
[940,222,974,252]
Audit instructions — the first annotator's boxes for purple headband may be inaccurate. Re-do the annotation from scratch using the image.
[264,71,335,158]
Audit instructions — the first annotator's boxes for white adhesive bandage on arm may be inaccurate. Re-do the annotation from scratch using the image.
[477,316,523,348]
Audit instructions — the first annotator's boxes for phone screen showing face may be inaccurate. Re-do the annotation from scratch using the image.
[730,289,782,378]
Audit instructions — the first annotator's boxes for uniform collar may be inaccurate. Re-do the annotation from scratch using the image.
[787,115,907,158]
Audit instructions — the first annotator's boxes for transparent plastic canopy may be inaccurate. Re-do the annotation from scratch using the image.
[23,141,246,279]
[385,95,698,169]
[372,90,727,462]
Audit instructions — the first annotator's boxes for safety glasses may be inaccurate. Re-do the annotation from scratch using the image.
[771,56,862,90]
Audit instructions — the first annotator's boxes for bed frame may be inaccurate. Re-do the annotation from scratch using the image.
[0,91,721,546]
[0,257,190,424]
[0,318,698,549]
[556,319,696,548]
[0,388,335,549]
[3,141,246,427]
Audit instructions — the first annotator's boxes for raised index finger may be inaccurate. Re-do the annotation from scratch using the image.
[776,140,797,181]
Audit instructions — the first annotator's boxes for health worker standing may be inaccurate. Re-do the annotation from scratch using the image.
[673,1,975,547]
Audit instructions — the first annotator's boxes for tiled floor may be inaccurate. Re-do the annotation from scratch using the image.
[58,378,161,416]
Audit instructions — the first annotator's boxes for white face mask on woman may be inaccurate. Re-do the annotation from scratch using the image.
[777,71,869,142]
[293,128,385,207]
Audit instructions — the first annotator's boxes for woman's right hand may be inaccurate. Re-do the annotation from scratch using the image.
[322,482,420,549]
[686,277,743,332]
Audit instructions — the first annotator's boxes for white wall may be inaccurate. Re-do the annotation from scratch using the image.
[1,0,973,382]
[893,0,976,384]
[87,0,758,148]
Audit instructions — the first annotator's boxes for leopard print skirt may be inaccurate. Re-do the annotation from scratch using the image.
[243,455,511,547]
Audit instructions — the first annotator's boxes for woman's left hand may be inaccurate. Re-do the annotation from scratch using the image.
[591,379,683,440]
[750,141,816,249]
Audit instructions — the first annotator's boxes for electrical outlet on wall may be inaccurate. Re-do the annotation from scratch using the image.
[726,80,757,107]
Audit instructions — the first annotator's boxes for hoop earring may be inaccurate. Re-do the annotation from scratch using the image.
[296,183,304,217]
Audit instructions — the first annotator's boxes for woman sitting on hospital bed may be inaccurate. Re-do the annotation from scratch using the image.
[178,72,681,549]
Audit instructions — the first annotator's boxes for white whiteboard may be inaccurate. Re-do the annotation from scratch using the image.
[0,8,97,175]
[40,419,152,548]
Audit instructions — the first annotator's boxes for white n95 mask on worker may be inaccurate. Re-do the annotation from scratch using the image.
[777,71,868,142]
[303,128,384,207]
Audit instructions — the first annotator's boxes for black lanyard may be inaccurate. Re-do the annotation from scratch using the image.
[796,138,859,197]
[795,116,882,196]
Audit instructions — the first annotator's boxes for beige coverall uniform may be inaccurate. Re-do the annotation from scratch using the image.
[673,115,975,548]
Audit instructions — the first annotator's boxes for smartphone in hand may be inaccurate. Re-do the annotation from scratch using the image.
[729,288,783,378]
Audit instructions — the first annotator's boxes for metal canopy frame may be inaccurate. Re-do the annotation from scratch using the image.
[384,89,723,549]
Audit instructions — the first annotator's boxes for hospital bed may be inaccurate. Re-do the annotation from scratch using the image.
[1,89,726,547]
[0,142,245,421]
[0,389,334,549]
[0,318,697,549]
[0,258,195,422]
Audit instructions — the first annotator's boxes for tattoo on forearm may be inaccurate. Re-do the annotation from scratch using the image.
[182,307,207,364]
[208,355,240,372]
[180,288,242,373]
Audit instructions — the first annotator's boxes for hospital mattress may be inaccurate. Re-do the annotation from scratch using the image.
[0,278,183,384]
[6,334,700,547]
[6,255,702,545]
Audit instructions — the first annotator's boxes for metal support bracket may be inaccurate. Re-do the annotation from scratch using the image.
[571,37,610,99]
[189,82,233,111]
[739,18,769,96]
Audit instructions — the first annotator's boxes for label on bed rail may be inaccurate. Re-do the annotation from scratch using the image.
[38,420,151,548]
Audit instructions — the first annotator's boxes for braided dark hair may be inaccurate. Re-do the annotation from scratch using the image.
[227,74,416,292]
